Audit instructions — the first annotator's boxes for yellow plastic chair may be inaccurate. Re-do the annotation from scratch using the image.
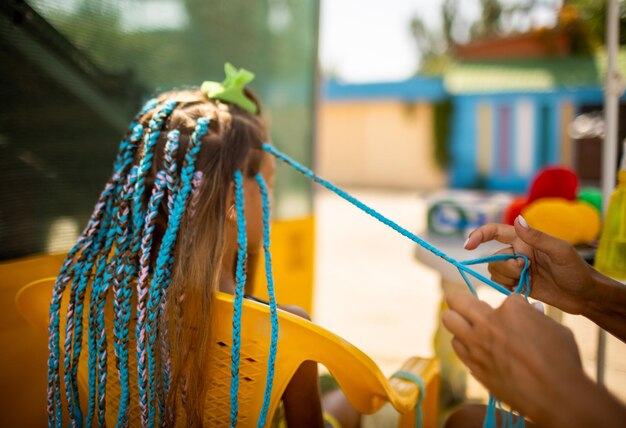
[0,253,68,427]
[16,278,439,427]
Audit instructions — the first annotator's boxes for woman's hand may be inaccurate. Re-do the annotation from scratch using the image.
[442,291,626,427]
[464,216,597,315]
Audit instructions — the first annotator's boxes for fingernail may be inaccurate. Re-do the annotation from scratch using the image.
[517,215,529,228]
[532,301,545,314]
[463,238,470,249]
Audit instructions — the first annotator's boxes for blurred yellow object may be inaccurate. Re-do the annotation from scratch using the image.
[253,216,315,314]
[0,253,67,427]
[16,278,440,427]
[595,170,626,279]
[522,198,601,244]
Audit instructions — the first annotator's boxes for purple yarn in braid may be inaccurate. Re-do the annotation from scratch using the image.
[135,171,167,426]
[134,100,177,235]
[145,118,208,426]
[86,161,140,426]
[158,168,203,418]
[63,182,117,427]
[189,171,204,217]
[164,130,180,215]
[130,101,177,426]
[46,98,157,427]
[91,179,138,426]
[63,102,153,427]
[47,181,114,427]
[130,106,177,424]
[111,166,138,427]
[150,130,180,423]
[84,125,146,427]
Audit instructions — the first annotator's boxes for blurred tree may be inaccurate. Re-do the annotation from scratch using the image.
[410,0,457,75]
[411,0,626,74]
[564,0,626,46]
[471,0,504,39]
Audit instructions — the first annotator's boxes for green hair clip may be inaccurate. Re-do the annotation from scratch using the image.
[201,63,258,114]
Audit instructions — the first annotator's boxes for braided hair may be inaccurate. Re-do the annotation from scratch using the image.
[47,89,267,427]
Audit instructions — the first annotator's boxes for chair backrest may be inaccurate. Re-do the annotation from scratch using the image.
[17,278,437,427]
[0,254,67,427]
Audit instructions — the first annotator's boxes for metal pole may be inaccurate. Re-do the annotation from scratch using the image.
[598,0,621,385]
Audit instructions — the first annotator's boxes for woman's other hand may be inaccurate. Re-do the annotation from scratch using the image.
[443,291,626,427]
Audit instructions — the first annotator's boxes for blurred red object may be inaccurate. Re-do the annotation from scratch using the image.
[502,167,578,225]
[503,197,528,225]
[527,167,578,203]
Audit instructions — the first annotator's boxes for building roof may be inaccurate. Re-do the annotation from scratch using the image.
[444,49,626,94]
[323,49,626,100]
[323,77,447,102]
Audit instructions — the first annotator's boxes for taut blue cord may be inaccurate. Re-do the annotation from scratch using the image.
[262,143,530,296]
[254,174,279,428]
[262,143,529,428]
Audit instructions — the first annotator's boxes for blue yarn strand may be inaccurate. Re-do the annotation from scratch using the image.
[254,174,279,428]
[263,143,530,428]
[391,371,425,428]
[230,170,247,428]
[483,396,526,428]
[262,143,530,296]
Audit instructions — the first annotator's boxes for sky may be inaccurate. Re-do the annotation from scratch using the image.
[319,0,560,83]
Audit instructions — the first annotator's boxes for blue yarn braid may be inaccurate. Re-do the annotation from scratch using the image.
[65,103,152,427]
[263,144,529,428]
[94,99,157,427]
[93,171,144,427]
[64,186,117,427]
[111,166,139,427]
[46,97,156,428]
[254,174,279,428]
[86,199,122,427]
[84,124,146,427]
[127,100,176,426]
[83,99,163,427]
[134,100,177,235]
[135,171,167,426]
[47,180,114,427]
[157,130,182,421]
[88,165,141,428]
[230,169,247,428]
[144,118,208,426]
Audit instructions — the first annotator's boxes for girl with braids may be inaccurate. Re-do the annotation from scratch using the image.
[47,65,359,428]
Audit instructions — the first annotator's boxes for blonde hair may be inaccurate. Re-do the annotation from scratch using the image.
[47,88,267,427]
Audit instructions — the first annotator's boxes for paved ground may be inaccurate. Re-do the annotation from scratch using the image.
[311,188,626,407]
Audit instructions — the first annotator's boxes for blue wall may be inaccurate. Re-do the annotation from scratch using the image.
[449,87,607,192]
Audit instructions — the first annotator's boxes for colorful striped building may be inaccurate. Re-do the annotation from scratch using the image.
[322,50,626,192]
